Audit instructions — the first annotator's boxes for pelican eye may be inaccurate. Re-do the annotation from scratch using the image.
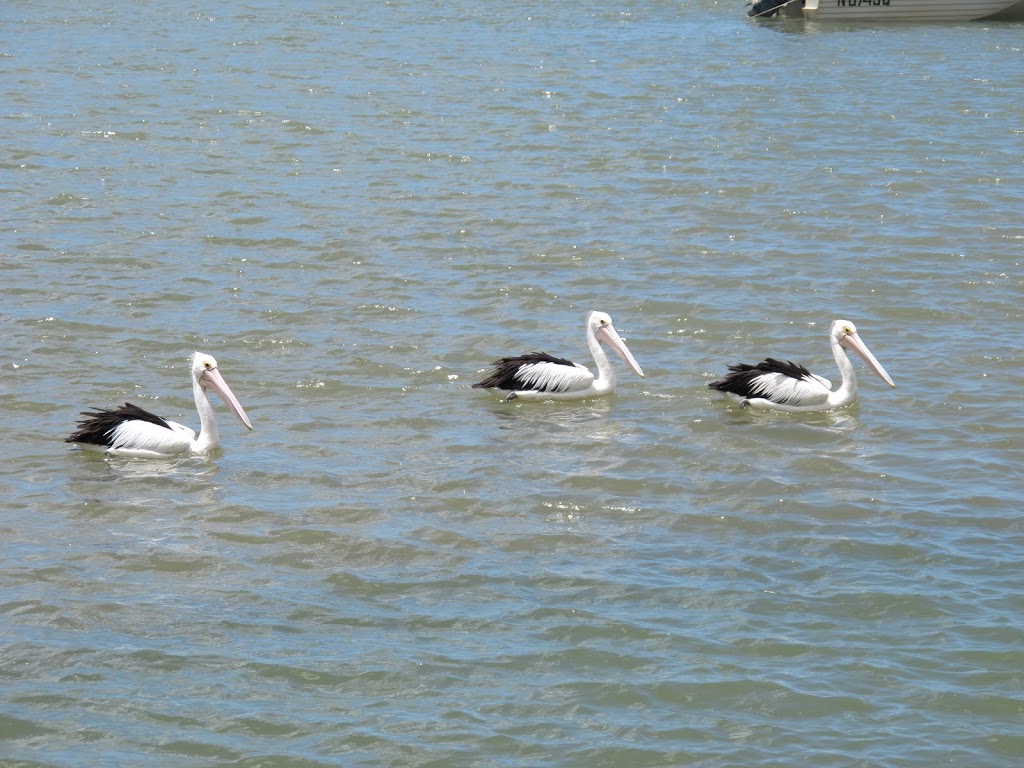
[204,361,212,369]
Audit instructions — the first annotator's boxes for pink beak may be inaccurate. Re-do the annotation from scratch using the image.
[841,332,895,388]
[201,367,254,430]
[596,324,645,379]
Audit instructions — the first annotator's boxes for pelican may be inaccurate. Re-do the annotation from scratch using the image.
[708,319,895,412]
[66,351,253,457]
[473,311,645,401]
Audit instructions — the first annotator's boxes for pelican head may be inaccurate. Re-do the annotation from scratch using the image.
[587,311,645,379]
[191,352,254,430]
[832,320,895,388]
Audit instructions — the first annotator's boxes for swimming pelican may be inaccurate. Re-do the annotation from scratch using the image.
[66,351,253,457]
[708,319,895,412]
[473,311,645,401]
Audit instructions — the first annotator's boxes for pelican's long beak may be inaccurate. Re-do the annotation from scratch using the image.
[842,332,895,388]
[597,324,645,378]
[201,367,254,430]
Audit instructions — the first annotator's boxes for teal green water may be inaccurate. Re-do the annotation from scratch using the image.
[3,2,1023,766]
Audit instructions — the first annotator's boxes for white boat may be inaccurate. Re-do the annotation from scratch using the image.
[748,0,1024,21]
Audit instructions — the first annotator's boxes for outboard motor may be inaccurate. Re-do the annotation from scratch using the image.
[748,0,789,16]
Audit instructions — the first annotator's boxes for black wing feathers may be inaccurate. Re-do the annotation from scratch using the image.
[66,402,172,445]
[473,352,576,391]
[708,358,812,397]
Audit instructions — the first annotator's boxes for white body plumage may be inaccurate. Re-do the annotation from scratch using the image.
[709,320,895,412]
[67,352,253,458]
[474,311,645,401]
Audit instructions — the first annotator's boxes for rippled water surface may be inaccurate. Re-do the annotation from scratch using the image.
[3,2,1023,766]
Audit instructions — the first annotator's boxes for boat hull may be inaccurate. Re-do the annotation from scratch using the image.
[808,0,1024,21]
[758,0,1024,20]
